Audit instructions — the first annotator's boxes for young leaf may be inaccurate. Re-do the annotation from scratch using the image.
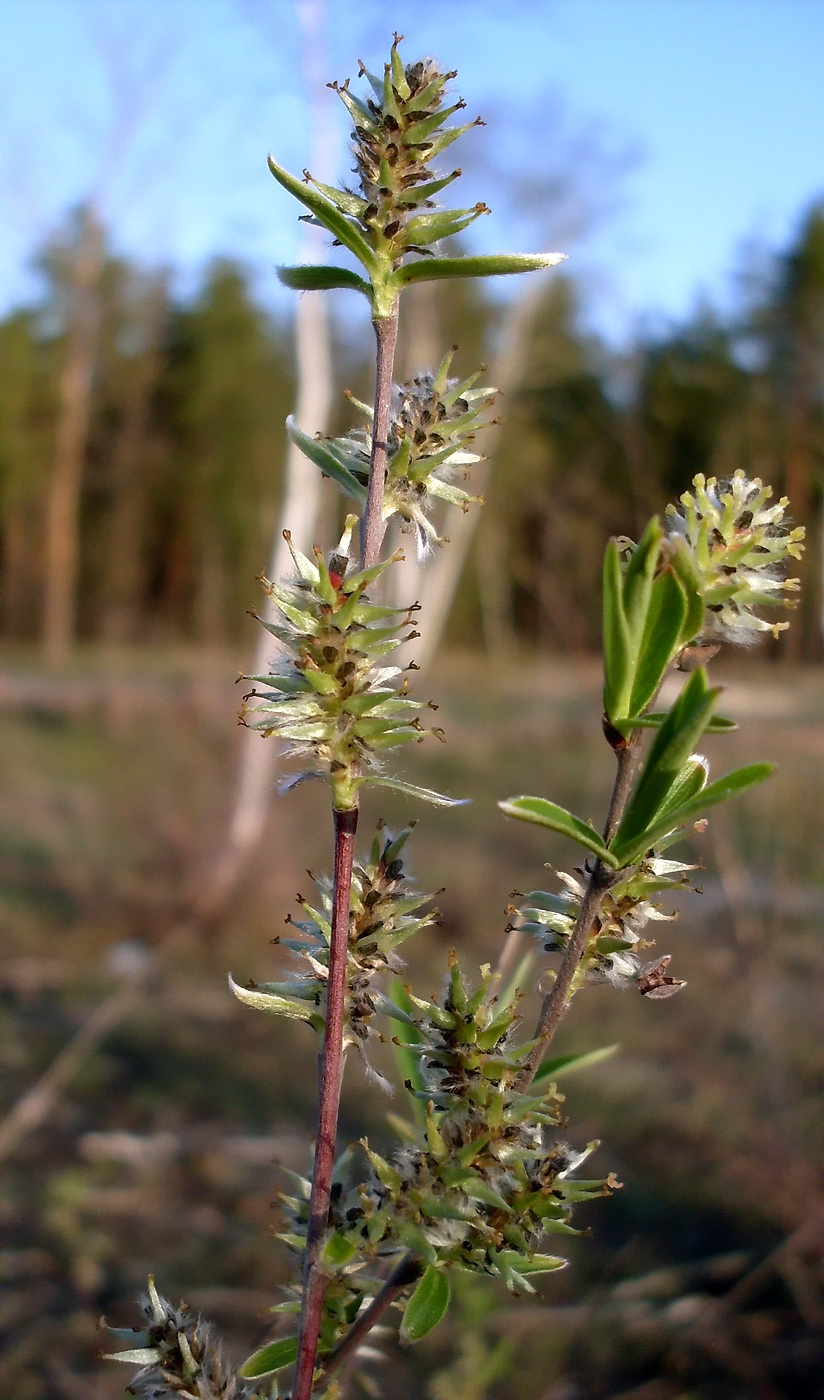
[402,205,490,247]
[305,178,367,217]
[366,775,469,807]
[400,1265,451,1343]
[532,1043,619,1085]
[501,1252,567,1274]
[285,418,366,504]
[654,755,709,822]
[627,568,688,718]
[267,156,377,272]
[228,974,321,1026]
[630,712,738,733]
[499,796,619,869]
[612,669,719,857]
[277,265,371,297]
[621,517,661,641]
[240,1335,299,1380]
[668,535,706,644]
[611,763,774,865]
[393,251,566,289]
[602,538,632,723]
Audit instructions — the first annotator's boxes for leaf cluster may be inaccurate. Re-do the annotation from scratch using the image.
[503,486,787,877]
[271,35,564,317]
[288,347,494,558]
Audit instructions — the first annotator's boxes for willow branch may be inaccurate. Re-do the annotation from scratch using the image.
[361,310,399,569]
[295,284,400,1400]
[516,730,644,1090]
[294,806,358,1400]
[319,1254,422,1383]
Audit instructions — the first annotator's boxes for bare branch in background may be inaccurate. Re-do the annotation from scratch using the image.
[403,274,553,670]
[197,0,335,921]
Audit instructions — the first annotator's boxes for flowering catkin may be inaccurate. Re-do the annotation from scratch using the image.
[665,471,805,643]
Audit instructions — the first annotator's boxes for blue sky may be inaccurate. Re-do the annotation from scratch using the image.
[2,0,822,341]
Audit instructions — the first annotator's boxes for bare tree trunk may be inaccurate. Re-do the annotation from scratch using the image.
[102,276,167,643]
[387,281,442,617]
[196,0,334,920]
[2,498,36,639]
[390,275,554,672]
[785,398,817,661]
[476,511,514,656]
[42,208,104,666]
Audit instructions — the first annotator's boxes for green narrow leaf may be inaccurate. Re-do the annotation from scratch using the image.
[654,755,709,822]
[499,796,619,869]
[668,536,706,644]
[305,179,367,217]
[228,974,321,1026]
[630,712,738,733]
[612,763,775,865]
[621,517,662,642]
[411,171,463,203]
[602,538,632,723]
[455,1172,512,1211]
[612,669,719,857]
[389,39,410,99]
[403,100,467,145]
[366,775,469,807]
[402,205,489,247]
[393,251,566,289]
[533,1043,619,1085]
[426,121,489,160]
[277,264,371,297]
[400,1266,451,1343]
[106,1328,150,1344]
[501,1252,567,1274]
[627,568,688,718]
[267,155,378,272]
[240,1335,299,1380]
[285,418,366,504]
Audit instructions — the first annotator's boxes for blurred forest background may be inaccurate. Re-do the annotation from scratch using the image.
[2,198,823,660]
[1,2,824,1398]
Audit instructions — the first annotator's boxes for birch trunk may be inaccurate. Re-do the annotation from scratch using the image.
[42,208,105,665]
[197,0,334,918]
[400,274,555,673]
[102,277,167,643]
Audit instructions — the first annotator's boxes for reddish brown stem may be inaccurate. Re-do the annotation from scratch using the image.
[294,287,398,1400]
[319,1253,422,1383]
[293,805,358,1400]
[516,730,645,1090]
[361,311,399,569]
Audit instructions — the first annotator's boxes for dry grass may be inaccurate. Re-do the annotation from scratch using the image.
[0,647,822,1399]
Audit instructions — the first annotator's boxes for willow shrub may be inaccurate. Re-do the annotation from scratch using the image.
[108,36,804,1400]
